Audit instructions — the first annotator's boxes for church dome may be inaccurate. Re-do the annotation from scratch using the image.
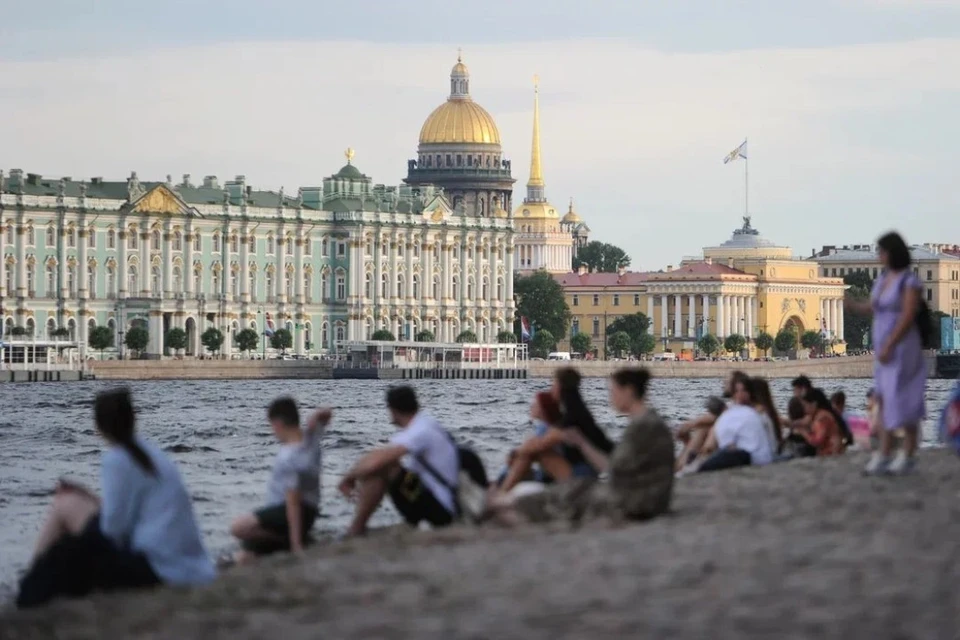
[561,199,582,224]
[418,54,502,146]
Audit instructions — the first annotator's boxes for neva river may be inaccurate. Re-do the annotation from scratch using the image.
[0,376,954,600]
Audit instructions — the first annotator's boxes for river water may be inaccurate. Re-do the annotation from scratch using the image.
[0,376,954,601]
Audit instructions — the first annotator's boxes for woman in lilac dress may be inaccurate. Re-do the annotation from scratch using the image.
[852,232,926,475]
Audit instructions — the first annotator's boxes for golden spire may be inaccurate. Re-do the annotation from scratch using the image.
[527,74,544,191]
[344,147,355,164]
[457,47,462,63]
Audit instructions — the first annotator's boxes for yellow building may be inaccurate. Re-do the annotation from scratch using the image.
[513,79,582,274]
[811,244,960,318]
[555,218,848,357]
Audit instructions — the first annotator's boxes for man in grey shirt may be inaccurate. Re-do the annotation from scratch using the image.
[229,397,328,563]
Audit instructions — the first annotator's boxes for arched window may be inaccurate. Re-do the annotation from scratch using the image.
[173,231,182,251]
[67,265,76,296]
[151,266,161,293]
[230,234,239,253]
[452,276,460,301]
[45,264,55,297]
[304,271,312,303]
[266,272,274,301]
[467,278,474,300]
[193,233,201,251]
[413,274,420,299]
[335,324,345,343]
[396,273,405,299]
[107,267,116,298]
[46,226,55,247]
[107,229,116,249]
[211,270,220,294]
[248,271,257,302]
[248,234,256,253]
[482,277,489,300]
[321,322,329,348]
[128,230,138,250]
[127,265,138,292]
[173,266,182,293]
[320,271,329,301]
[381,272,388,298]
[336,272,346,300]
[26,263,35,295]
[230,270,239,296]
[194,269,203,295]
[151,230,160,251]
[285,237,293,256]
[496,277,504,300]
[321,237,329,257]
[212,233,221,253]
[303,235,312,256]
[364,272,372,299]
[267,234,275,254]
[433,275,440,300]
[67,228,76,248]
[285,272,293,298]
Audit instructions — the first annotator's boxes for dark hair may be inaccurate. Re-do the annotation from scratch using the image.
[611,368,651,400]
[830,391,846,410]
[866,388,875,399]
[791,375,812,390]
[534,392,562,425]
[554,367,581,392]
[267,396,300,428]
[386,385,419,415]
[705,396,727,418]
[94,388,155,475]
[804,387,853,446]
[751,377,782,447]
[787,397,806,421]
[723,370,750,398]
[732,376,756,403]
[877,231,911,271]
[558,378,614,455]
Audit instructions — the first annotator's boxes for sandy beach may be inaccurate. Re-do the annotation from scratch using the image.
[2,450,959,639]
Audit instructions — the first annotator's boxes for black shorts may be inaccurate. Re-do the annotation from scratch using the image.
[241,502,318,555]
[388,470,454,528]
[17,515,160,609]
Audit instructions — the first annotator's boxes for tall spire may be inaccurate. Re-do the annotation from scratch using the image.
[526,75,545,202]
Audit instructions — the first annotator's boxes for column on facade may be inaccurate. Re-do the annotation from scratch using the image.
[139,228,149,295]
[459,237,467,311]
[737,296,745,336]
[59,227,69,300]
[162,224,172,297]
[0,215,5,301]
[294,235,306,353]
[702,294,710,337]
[504,244,514,305]
[837,299,845,341]
[240,228,250,301]
[149,311,163,356]
[78,227,88,299]
[118,228,128,297]
[688,294,696,338]
[673,294,682,337]
[716,294,725,337]
[728,296,736,337]
[388,235,398,305]
[294,234,304,303]
[660,294,668,337]
[646,296,654,334]
[484,238,494,310]
[275,236,285,303]
[824,298,833,339]
[751,297,758,338]
[832,298,841,339]
[184,227,194,297]
[746,295,754,340]
[406,236,415,337]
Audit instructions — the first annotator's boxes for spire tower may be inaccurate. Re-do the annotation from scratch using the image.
[525,75,545,202]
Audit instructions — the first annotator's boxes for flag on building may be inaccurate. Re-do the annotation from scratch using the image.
[723,140,748,164]
[520,317,533,342]
[264,313,276,337]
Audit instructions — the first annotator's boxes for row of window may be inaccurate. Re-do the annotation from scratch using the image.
[572,293,642,307]
[418,153,501,169]
[824,266,960,282]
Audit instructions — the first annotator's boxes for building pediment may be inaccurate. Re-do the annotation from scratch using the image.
[128,185,201,217]
[422,195,452,223]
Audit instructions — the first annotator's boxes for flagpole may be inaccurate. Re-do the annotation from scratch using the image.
[744,137,749,221]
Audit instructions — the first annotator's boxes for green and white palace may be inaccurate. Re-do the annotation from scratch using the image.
[0,152,517,357]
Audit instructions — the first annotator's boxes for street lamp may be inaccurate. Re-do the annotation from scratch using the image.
[662,327,673,353]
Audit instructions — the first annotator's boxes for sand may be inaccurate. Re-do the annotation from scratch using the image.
[3,450,960,639]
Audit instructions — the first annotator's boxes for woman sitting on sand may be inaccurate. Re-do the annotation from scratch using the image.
[488,368,674,525]
[779,397,817,458]
[800,388,848,457]
[674,396,726,473]
[17,388,215,609]
[498,368,613,493]
[752,378,783,459]
[496,392,569,487]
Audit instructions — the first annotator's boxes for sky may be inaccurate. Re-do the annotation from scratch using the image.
[1,0,958,270]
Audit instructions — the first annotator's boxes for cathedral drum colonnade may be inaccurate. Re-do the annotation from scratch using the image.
[0,56,519,357]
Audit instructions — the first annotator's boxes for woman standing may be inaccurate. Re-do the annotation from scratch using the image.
[17,388,215,608]
[849,232,927,475]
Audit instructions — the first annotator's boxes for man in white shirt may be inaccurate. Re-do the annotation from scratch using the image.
[339,386,459,536]
[700,377,773,471]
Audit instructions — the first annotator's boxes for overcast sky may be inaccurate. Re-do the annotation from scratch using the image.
[1,0,957,269]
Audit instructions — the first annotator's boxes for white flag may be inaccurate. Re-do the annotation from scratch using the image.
[723,140,747,164]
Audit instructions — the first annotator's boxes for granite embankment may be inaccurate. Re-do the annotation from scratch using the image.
[3,451,960,639]
[87,353,934,381]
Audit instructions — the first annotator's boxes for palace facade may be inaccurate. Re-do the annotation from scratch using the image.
[556,218,848,357]
[0,58,517,357]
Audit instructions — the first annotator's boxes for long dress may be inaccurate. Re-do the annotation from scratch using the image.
[871,269,926,430]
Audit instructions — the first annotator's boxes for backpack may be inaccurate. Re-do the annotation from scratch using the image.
[900,274,934,348]
[415,432,489,524]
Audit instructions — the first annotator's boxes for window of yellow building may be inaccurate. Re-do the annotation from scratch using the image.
[592,294,599,306]
[613,294,620,307]
[572,294,579,307]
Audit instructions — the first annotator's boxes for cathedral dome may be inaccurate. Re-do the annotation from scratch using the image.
[418,54,502,146]
[561,199,582,224]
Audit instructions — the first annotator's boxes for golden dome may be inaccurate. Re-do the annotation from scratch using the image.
[452,60,468,75]
[562,198,582,224]
[419,100,501,145]
[514,201,559,220]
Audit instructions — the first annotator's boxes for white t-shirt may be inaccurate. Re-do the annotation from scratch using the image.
[714,404,773,466]
[265,426,322,508]
[390,413,459,513]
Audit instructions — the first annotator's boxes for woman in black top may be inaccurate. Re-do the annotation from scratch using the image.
[552,368,614,470]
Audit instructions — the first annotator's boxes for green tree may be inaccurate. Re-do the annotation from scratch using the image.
[201,327,224,356]
[843,272,874,349]
[235,328,260,354]
[606,313,652,356]
[371,329,396,341]
[633,332,657,357]
[415,330,435,342]
[497,330,517,344]
[530,329,556,359]
[10,326,27,337]
[570,332,592,355]
[608,331,632,358]
[572,241,632,273]
[165,327,187,356]
[456,330,478,343]
[754,331,774,357]
[723,334,747,356]
[125,326,149,357]
[271,328,293,354]
[513,271,571,341]
[51,327,70,339]
[800,330,822,352]
[88,325,114,359]
[698,334,720,358]
[774,327,798,355]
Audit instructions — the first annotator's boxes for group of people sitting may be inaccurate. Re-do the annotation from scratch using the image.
[11,368,923,609]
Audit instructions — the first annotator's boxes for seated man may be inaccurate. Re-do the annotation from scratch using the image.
[674,396,726,473]
[698,377,773,471]
[339,386,459,536]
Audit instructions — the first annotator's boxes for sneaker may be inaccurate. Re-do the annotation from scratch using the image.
[886,452,915,476]
[863,453,890,476]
